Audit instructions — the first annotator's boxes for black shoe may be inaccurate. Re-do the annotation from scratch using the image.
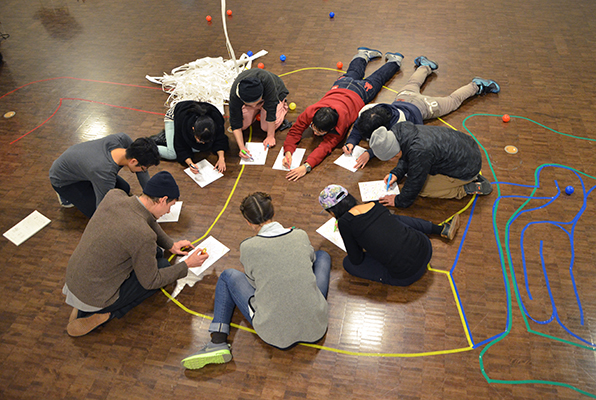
[277,119,293,132]
[150,130,167,146]
[464,174,493,195]
[440,214,460,240]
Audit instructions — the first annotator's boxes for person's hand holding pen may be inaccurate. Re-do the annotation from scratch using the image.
[185,247,209,269]
[240,149,254,161]
[171,240,194,255]
[383,172,397,188]
[282,151,292,169]
[189,162,201,175]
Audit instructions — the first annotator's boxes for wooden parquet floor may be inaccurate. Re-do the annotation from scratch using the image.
[1,0,596,398]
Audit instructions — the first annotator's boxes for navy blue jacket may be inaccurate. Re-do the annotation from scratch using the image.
[345,101,424,157]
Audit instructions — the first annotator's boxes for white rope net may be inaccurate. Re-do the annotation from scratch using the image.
[145,50,267,112]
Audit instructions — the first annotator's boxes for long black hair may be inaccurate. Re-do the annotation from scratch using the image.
[193,115,215,143]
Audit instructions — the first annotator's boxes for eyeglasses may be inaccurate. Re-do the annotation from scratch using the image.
[310,123,327,136]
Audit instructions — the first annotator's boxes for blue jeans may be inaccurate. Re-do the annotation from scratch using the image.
[342,215,432,286]
[52,176,131,218]
[331,57,400,104]
[209,250,331,335]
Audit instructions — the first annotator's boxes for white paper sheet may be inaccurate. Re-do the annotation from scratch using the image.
[184,159,223,187]
[358,180,401,202]
[157,201,182,223]
[272,147,306,171]
[316,217,346,252]
[333,145,367,172]
[179,236,230,276]
[3,210,51,246]
[239,142,269,165]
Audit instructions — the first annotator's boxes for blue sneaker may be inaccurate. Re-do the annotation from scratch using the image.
[384,52,404,66]
[414,56,438,71]
[472,77,500,95]
[181,341,232,369]
[356,47,382,61]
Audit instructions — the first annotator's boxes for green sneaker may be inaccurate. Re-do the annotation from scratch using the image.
[181,342,232,369]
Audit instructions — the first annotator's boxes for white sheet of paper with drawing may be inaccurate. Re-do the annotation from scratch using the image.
[184,160,223,187]
[3,210,51,246]
[333,145,367,172]
[157,201,182,223]
[358,180,400,202]
[179,235,230,276]
[239,142,269,165]
[272,147,306,171]
[316,217,346,252]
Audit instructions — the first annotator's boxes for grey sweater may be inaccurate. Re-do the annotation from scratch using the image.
[49,133,150,208]
[240,224,328,348]
[65,190,188,308]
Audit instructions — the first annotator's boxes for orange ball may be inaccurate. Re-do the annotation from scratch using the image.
[502,114,511,123]
[206,15,212,22]
[257,62,265,69]
[226,9,232,16]
[336,61,343,69]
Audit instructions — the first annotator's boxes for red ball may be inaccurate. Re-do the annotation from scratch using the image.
[502,114,511,123]
[226,9,232,16]
[256,114,261,121]
[206,15,212,22]
[257,62,265,69]
[336,61,343,69]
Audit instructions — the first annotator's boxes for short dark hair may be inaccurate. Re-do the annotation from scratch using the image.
[126,137,160,167]
[194,115,215,143]
[355,105,393,140]
[240,192,275,225]
[326,193,358,219]
[312,107,339,133]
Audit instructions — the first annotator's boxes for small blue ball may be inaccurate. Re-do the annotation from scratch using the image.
[280,54,286,62]
[329,12,335,18]
[247,51,253,57]
[565,186,574,195]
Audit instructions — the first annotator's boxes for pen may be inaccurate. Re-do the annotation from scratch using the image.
[241,149,254,161]
[181,246,192,252]
[200,248,207,254]
[387,173,392,192]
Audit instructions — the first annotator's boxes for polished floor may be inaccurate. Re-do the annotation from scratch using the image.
[1,0,596,399]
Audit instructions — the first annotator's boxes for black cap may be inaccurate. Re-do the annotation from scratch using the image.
[143,171,180,199]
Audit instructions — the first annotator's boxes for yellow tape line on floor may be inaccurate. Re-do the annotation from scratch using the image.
[160,78,478,358]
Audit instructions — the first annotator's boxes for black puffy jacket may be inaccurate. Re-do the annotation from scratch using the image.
[389,121,481,208]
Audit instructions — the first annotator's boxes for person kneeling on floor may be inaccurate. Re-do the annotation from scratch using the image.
[63,171,209,337]
[369,122,493,209]
[319,184,460,286]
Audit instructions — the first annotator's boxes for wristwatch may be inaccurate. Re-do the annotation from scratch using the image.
[304,163,312,173]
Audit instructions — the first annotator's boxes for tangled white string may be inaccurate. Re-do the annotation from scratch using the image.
[145,0,267,112]
[145,51,267,112]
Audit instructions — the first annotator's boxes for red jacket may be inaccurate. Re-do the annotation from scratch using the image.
[283,88,365,168]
